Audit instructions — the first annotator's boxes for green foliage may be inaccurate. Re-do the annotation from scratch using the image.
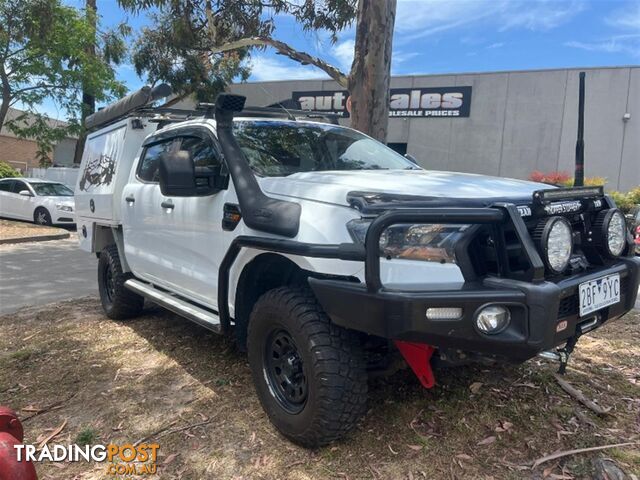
[0,161,21,179]
[75,426,99,445]
[0,0,126,158]
[119,0,356,101]
[609,187,640,214]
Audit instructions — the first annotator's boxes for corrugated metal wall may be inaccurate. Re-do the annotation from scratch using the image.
[225,66,638,191]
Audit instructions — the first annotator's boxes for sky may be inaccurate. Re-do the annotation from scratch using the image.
[45,0,640,119]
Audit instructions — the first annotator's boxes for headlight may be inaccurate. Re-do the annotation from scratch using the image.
[347,219,470,263]
[534,216,573,274]
[56,204,73,212]
[594,208,626,257]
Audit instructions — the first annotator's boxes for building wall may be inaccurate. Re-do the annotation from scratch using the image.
[0,135,40,171]
[224,66,639,192]
[0,108,77,171]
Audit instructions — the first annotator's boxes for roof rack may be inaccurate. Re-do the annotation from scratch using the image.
[86,89,342,131]
[196,102,340,125]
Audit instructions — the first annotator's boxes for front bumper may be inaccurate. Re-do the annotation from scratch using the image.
[54,217,75,225]
[309,257,640,362]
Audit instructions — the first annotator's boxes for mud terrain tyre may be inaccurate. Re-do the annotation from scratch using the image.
[98,245,144,319]
[247,287,368,447]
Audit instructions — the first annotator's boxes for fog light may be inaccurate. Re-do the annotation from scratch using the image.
[426,307,463,320]
[475,305,510,334]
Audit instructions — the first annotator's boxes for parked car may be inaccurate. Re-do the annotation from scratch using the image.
[76,91,639,448]
[0,178,75,226]
[626,205,640,254]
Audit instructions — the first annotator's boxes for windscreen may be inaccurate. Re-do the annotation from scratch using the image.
[31,183,74,196]
[233,120,418,177]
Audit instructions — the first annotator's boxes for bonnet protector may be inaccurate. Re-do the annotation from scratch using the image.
[214,94,301,238]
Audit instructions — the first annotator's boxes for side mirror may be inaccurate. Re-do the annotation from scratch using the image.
[18,190,33,197]
[404,153,418,165]
[158,150,227,197]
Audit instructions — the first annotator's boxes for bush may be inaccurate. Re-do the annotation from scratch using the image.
[609,187,640,214]
[529,170,571,185]
[528,170,606,187]
[0,161,21,179]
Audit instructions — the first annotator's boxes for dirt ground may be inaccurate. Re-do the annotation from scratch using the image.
[0,219,69,242]
[0,298,638,479]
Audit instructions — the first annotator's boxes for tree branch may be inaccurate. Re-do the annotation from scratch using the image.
[13,84,69,95]
[210,36,349,88]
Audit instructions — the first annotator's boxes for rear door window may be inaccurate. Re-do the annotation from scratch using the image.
[0,180,14,192]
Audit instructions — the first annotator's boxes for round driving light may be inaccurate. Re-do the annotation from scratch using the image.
[594,209,626,257]
[534,216,573,274]
[475,305,511,334]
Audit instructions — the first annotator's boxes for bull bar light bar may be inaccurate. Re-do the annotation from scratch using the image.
[533,186,604,204]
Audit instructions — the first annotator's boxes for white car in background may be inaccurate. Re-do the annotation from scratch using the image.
[0,177,75,226]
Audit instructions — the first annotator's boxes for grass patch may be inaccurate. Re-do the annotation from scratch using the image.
[10,348,34,362]
[0,298,638,479]
[75,426,99,445]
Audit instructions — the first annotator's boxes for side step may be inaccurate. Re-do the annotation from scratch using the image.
[124,279,221,333]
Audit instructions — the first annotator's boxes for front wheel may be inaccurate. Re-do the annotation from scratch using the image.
[98,245,144,319]
[33,207,52,226]
[247,287,368,448]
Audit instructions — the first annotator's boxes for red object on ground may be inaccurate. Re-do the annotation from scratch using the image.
[0,407,37,480]
[394,340,436,388]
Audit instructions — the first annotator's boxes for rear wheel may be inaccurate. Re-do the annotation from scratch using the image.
[33,207,52,226]
[98,245,144,319]
[247,287,368,447]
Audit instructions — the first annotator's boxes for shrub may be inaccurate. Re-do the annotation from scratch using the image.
[609,190,637,214]
[529,170,606,188]
[528,170,571,185]
[0,161,21,179]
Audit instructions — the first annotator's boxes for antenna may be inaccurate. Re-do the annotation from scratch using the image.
[574,72,585,187]
[256,84,296,121]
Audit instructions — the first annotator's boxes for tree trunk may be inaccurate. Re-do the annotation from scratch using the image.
[0,67,11,131]
[0,97,10,134]
[347,0,396,143]
[73,0,97,164]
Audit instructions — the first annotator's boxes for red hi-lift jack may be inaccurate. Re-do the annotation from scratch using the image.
[394,341,436,388]
[0,407,37,480]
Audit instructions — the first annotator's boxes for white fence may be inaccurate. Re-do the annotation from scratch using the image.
[28,167,79,188]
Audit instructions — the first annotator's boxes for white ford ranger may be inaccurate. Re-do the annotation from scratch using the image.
[76,88,640,447]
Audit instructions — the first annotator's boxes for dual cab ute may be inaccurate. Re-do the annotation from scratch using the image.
[75,87,640,447]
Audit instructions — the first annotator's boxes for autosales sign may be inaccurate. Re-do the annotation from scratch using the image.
[292,87,472,118]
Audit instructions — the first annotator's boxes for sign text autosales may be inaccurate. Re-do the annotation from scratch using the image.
[292,87,472,118]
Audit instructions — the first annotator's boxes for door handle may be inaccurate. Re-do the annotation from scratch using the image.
[161,201,175,210]
[125,196,135,203]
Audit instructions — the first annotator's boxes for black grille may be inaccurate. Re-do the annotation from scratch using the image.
[558,294,580,318]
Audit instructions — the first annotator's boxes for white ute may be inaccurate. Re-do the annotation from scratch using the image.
[76,87,640,447]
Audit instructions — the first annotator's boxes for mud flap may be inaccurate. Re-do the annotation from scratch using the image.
[394,340,436,388]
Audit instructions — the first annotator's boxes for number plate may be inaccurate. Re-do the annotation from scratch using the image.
[578,273,620,317]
